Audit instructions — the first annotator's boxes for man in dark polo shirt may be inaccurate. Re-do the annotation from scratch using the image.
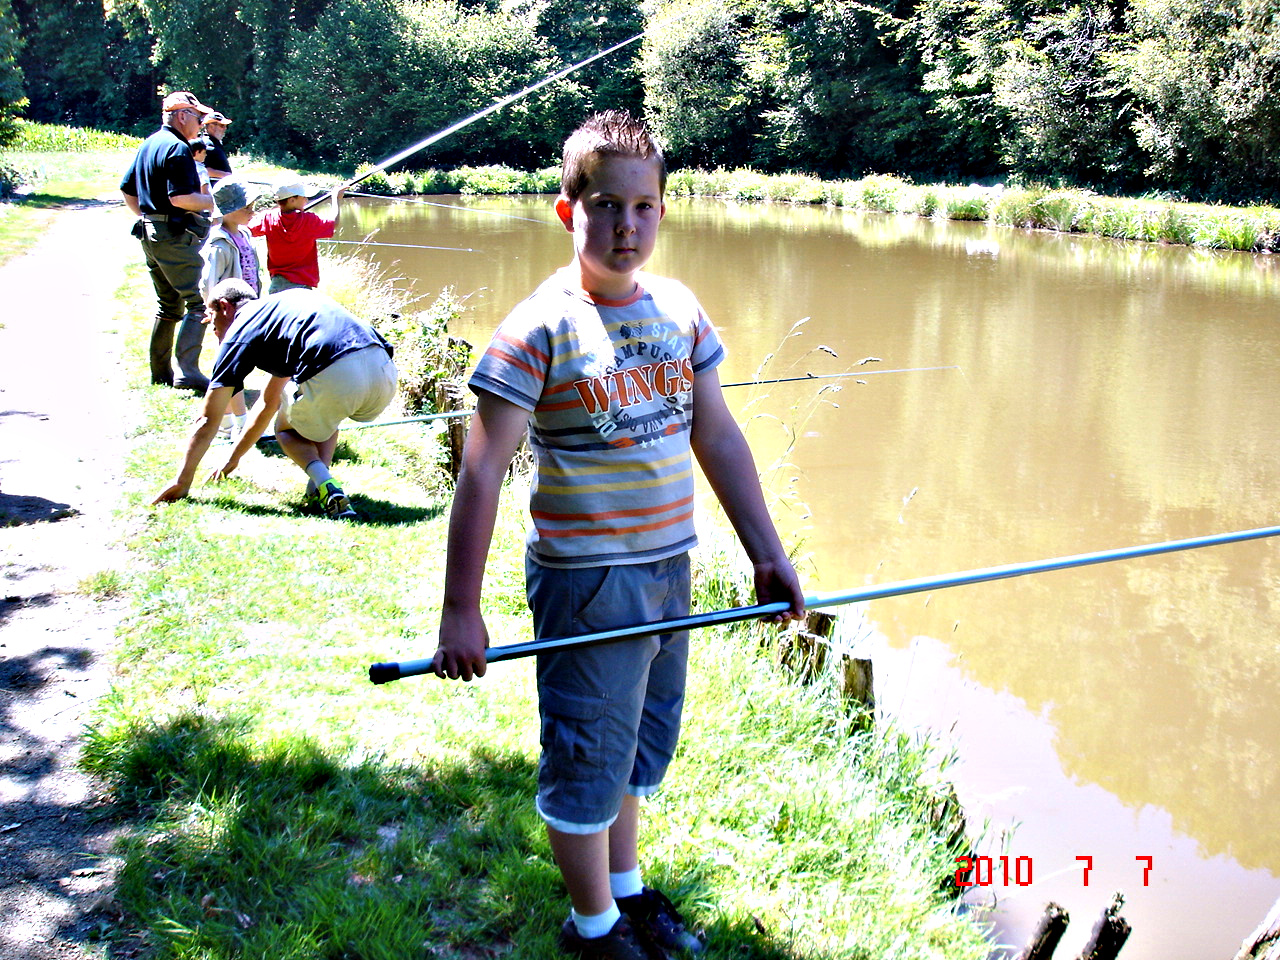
[199,112,233,181]
[152,280,398,521]
[120,91,217,391]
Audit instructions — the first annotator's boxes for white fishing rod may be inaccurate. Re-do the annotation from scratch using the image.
[369,524,1280,682]
[334,364,955,433]
[305,31,646,211]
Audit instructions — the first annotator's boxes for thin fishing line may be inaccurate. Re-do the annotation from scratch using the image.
[320,239,478,252]
[722,365,959,388]
[331,365,952,433]
[348,191,548,224]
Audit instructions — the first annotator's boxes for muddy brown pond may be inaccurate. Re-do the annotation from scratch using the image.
[336,194,1280,959]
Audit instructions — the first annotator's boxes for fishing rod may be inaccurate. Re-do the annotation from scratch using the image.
[335,364,954,433]
[721,365,958,388]
[347,191,548,224]
[306,31,645,211]
[320,239,479,253]
[368,523,1280,683]
[341,410,473,431]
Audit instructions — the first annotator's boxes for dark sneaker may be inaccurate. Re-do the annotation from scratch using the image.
[559,916,667,960]
[616,888,704,954]
[319,480,358,520]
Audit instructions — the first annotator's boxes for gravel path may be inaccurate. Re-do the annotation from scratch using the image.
[0,200,137,959]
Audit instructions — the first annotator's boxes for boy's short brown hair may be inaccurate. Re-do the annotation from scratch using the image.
[560,110,666,202]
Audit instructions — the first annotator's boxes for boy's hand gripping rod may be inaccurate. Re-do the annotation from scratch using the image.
[368,523,1280,684]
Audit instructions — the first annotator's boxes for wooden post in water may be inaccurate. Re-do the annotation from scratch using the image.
[777,611,875,712]
[432,335,472,481]
[1075,893,1131,960]
[1016,902,1069,960]
[1234,895,1280,960]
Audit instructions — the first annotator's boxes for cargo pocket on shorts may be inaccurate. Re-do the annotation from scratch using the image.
[573,564,633,634]
[540,686,608,781]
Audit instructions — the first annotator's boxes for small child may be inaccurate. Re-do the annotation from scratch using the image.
[189,140,211,194]
[249,177,347,294]
[431,110,805,960]
[201,177,262,439]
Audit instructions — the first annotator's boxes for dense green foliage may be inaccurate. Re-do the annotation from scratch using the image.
[8,0,1280,200]
[0,0,26,149]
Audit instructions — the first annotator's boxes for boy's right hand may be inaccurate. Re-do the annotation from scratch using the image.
[432,606,490,681]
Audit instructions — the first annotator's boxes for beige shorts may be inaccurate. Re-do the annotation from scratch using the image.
[279,345,397,442]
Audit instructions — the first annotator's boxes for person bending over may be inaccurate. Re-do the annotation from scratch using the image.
[152,280,397,521]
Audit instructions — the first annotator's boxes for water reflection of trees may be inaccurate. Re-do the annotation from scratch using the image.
[344,197,1280,873]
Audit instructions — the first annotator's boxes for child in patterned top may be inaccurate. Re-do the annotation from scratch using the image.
[431,110,805,960]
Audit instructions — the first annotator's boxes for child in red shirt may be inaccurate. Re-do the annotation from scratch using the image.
[250,178,347,293]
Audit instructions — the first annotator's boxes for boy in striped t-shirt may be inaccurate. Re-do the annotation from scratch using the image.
[432,110,805,960]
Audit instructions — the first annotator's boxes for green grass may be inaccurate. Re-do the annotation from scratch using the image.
[68,203,992,957]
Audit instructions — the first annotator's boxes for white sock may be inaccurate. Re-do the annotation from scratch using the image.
[571,902,621,939]
[231,413,247,436]
[610,868,644,900]
[304,460,335,490]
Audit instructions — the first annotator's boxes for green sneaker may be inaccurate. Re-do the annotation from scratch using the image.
[318,479,358,521]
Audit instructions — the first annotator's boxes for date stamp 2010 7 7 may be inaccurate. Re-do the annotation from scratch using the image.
[954,855,1155,888]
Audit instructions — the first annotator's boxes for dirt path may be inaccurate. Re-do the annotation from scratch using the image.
[0,201,136,959]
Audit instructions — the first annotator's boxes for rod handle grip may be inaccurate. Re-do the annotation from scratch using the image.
[368,662,402,684]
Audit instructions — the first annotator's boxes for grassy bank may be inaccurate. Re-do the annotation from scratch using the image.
[80,250,990,959]
[5,129,991,957]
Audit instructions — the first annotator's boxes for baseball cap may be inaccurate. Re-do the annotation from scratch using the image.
[205,112,233,125]
[212,177,256,217]
[274,178,312,201]
[161,91,214,116]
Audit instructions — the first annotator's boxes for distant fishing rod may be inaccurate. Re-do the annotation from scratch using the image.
[320,239,479,252]
[722,364,958,388]
[347,192,548,224]
[368,524,1280,682]
[306,31,645,211]
[337,364,954,433]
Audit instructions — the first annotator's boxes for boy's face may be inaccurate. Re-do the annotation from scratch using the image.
[280,195,307,213]
[556,153,665,299]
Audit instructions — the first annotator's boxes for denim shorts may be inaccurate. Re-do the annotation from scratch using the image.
[525,552,691,834]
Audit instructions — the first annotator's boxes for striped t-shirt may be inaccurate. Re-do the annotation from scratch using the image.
[470,269,725,568]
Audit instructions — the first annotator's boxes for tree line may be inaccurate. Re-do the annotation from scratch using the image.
[3,0,1279,204]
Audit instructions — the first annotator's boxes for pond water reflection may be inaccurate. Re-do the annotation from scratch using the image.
[335,195,1280,959]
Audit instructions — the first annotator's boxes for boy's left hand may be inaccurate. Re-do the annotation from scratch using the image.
[753,558,806,624]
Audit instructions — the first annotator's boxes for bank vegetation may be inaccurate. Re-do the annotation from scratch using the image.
[6,0,1280,206]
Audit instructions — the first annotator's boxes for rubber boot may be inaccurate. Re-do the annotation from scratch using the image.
[174,316,209,392]
[150,316,177,386]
